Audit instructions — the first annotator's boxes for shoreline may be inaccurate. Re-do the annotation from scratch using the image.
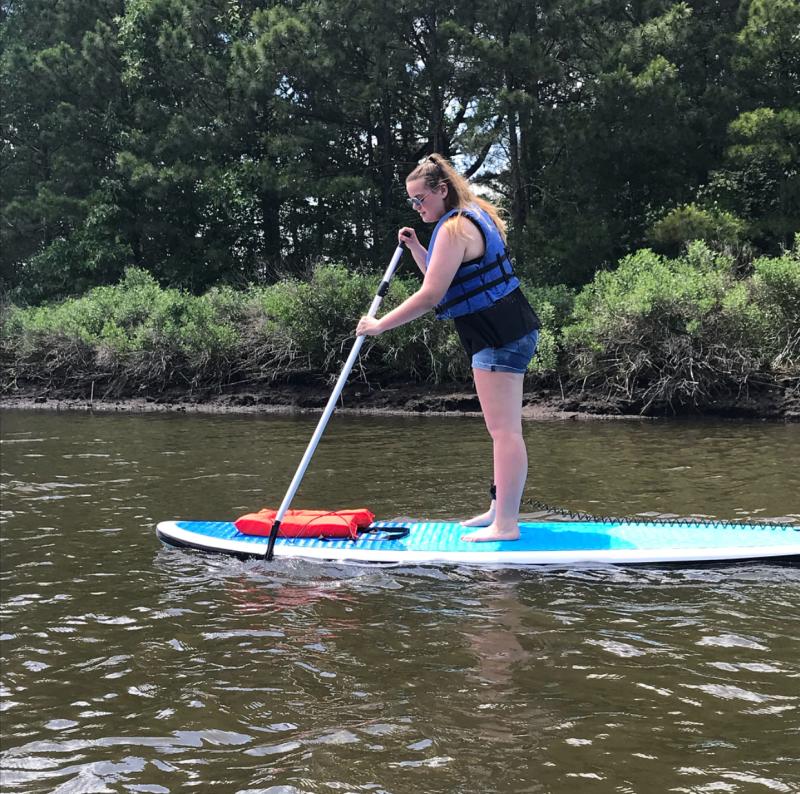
[2,380,798,421]
[0,395,629,422]
[0,388,610,421]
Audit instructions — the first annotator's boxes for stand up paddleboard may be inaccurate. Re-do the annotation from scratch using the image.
[155,518,800,566]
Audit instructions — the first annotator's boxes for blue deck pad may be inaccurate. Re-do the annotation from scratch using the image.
[172,520,798,553]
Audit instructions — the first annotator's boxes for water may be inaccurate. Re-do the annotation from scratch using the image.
[1,409,799,793]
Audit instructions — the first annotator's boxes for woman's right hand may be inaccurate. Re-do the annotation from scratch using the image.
[398,227,420,248]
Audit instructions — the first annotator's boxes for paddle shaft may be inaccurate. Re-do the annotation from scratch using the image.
[265,240,407,561]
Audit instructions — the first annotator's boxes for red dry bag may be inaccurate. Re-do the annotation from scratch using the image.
[235,508,375,539]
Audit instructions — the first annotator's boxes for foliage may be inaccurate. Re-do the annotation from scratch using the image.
[3,250,797,414]
[749,239,800,371]
[256,265,377,371]
[563,242,800,411]
[252,265,471,383]
[647,203,746,257]
[1,264,474,393]
[2,268,243,393]
[704,108,800,249]
[524,284,576,374]
[2,0,798,303]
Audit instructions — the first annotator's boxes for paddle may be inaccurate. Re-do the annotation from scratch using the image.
[265,236,409,561]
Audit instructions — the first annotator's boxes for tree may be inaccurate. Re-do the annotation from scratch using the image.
[1,0,128,300]
[2,0,797,303]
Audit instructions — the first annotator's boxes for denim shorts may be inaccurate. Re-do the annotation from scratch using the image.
[471,329,539,374]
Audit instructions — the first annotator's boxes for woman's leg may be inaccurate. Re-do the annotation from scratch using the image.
[461,369,527,542]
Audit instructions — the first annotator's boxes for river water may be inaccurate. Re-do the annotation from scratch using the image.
[1,408,799,793]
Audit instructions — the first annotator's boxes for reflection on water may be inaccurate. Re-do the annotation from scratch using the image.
[1,409,799,793]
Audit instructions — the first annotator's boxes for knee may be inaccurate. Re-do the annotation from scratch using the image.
[488,426,524,445]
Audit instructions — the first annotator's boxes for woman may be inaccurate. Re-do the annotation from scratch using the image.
[356,154,540,542]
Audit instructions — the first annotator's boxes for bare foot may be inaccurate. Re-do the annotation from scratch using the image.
[460,505,496,528]
[461,524,520,543]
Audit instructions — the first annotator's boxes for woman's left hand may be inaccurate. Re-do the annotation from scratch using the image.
[356,316,383,336]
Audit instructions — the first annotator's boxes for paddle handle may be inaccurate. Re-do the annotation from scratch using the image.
[265,240,407,560]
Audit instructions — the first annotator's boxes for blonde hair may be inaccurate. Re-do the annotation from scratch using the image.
[406,153,507,242]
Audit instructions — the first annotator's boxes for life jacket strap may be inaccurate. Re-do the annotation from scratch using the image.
[437,269,513,313]
[448,249,513,290]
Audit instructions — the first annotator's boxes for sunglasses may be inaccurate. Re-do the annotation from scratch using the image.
[407,188,439,210]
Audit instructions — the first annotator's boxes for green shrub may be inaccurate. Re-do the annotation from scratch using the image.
[648,203,746,255]
[3,267,242,392]
[253,263,377,374]
[563,241,797,411]
[4,247,794,405]
[251,263,471,382]
[523,283,575,374]
[750,241,800,370]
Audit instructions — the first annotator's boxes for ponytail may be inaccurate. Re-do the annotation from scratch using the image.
[406,153,507,241]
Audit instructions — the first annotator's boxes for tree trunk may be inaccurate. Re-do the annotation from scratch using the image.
[508,109,526,229]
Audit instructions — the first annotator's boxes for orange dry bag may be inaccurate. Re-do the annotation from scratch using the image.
[235,508,375,539]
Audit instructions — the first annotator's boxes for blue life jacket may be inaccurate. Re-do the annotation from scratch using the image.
[426,205,519,320]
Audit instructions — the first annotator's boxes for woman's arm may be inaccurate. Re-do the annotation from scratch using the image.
[357,223,466,335]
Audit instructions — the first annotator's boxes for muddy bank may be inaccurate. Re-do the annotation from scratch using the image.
[0,383,600,420]
[2,378,798,421]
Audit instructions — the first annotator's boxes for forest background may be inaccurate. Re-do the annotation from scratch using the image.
[1,0,798,415]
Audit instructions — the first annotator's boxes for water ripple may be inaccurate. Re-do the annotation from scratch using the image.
[2,410,799,793]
